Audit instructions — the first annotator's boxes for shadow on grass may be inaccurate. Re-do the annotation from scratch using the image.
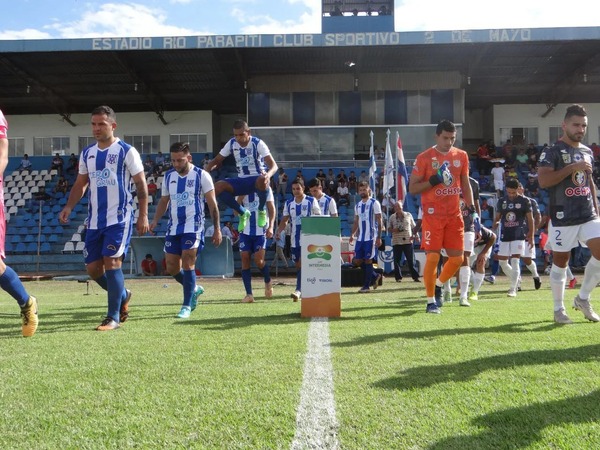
[374,343,600,391]
[177,311,303,330]
[332,320,553,349]
[428,389,600,449]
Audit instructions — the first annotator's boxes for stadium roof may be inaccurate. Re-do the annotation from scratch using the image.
[1,26,600,121]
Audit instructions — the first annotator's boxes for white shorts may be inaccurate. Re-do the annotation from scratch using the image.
[463,231,475,254]
[549,218,600,252]
[498,240,525,257]
[494,180,504,191]
[521,242,536,260]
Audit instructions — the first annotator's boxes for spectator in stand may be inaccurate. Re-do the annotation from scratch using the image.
[17,153,32,174]
[336,179,350,206]
[141,253,158,276]
[154,151,166,174]
[326,169,336,196]
[221,221,239,246]
[143,155,154,176]
[590,142,600,161]
[316,169,327,186]
[515,146,530,173]
[358,170,368,184]
[54,176,68,195]
[524,173,539,197]
[66,153,79,178]
[348,170,357,195]
[147,177,158,200]
[476,141,492,175]
[491,161,506,195]
[275,167,288,199]
[50,152,64,177]
[201,154,210,170]
[486,140,497,158]
[336,169,348,185]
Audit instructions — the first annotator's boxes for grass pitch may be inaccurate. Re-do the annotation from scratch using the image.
[1,274,600,449]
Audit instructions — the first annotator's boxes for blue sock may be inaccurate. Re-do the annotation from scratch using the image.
[363,263,374,289]
[95,273,108,291]
[219,191,244,215]
[173,270,184,285]
[105,269,125,322]
[242,268,253,295]
[182,269,196,307]
[257,189,268,211]
[491,259,500,276]
[0,266,29,306]
[260,265,271,284]
[296,269,301,291]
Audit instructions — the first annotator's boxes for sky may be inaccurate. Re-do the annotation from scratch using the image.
[0,0,598,40]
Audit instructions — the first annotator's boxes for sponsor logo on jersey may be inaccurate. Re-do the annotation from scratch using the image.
[434,186,461,196]
[572,171,586,186]
[556,212,564,219]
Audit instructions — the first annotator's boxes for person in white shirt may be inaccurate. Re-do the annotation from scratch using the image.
[150,142,222,319]
[60,105,149,331]
[275,179,321,301]
[491,160,505,196]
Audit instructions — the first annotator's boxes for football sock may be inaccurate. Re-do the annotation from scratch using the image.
[259,265,271,284]
[0,266,29,306]
[242,268,253,295]
[182,269,196,307]
[549,264,567,311]
[219,191,244,215]
[173,270,184,285]
[106,269,125,322]
[578,256,600,300]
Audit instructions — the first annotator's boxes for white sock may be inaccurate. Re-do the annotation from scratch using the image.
[566,266,575,281]
[526,262,539,278]
[499,259,513,279]
[459,266,471,299]
[510,258,521,290]
[443,279,451,293]
[472,272,484,293]
[578,256,600,300]
[550,264,567,311]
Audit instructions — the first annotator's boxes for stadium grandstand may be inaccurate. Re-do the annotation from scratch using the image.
[2,0,600,275]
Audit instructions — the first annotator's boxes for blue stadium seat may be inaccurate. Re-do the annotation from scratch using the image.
[26,242,38,253]
[40,242,51,253]
[15,242,26,253]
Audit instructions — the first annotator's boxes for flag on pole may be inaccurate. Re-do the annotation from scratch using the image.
[369,130,377,198]
[382,129,395,196]
[396,132,408,204]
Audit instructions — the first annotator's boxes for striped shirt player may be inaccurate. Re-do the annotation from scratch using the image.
[307,177,338,217]
[238,188,275,303]
[60,105,149,331]
[161,165,214,238]
[207,120,278,233]
[275,179,321,301]
[538,104,600,324]
[350,182,383,293]
[151,142,221,319]
[0,108,39,337]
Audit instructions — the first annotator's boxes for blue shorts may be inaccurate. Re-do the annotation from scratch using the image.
[84,222,133,264]
[291,247,301,263]
[239,234,266,254]
[164,232,204,255]
[227,175,259,196]
[354,239,376,261]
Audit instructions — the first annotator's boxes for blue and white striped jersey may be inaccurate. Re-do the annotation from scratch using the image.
[354,198,382,242]
[161,166,215,235]
[240,188,275,236]
[283,195,321,248]
[219,136,270,177]
[79,138,144,229]
[316,193,338,217]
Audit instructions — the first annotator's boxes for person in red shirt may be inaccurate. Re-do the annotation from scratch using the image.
[141,253,158,276]
[409,120,476,314]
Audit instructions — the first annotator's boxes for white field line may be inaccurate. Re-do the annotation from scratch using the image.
[291,317,339,450]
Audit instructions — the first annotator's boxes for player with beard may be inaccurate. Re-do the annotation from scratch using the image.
[538,104,600,324]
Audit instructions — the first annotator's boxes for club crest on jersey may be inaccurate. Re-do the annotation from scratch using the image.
[573,153,583,162]
[107,154,118,165]
[506,212,516,222]
[562,154,571,164]
[508,203,514,209]
[572,171,586,186]
[556,212,564,219]
[432,161,439,169]
[453,160,460,167]
[428,208,434,214]
[187,179,194,188]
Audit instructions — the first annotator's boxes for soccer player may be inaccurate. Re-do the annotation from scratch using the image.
[307,177,338,217]
[408,120,476,314]
[466,224,496,302]
[0,108,38,337]
[206,120,278,232]
[517,182,542,290]
[456,176,481,307]
[538,104,600,324]
[150,142,222,318]
[237,188,276,303]
[492,177,534,297]
[59,105,149,331]
[275,179,321,301]
[349,182,383,293]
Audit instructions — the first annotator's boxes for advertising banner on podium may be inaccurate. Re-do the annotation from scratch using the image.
[300,216,341,318]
